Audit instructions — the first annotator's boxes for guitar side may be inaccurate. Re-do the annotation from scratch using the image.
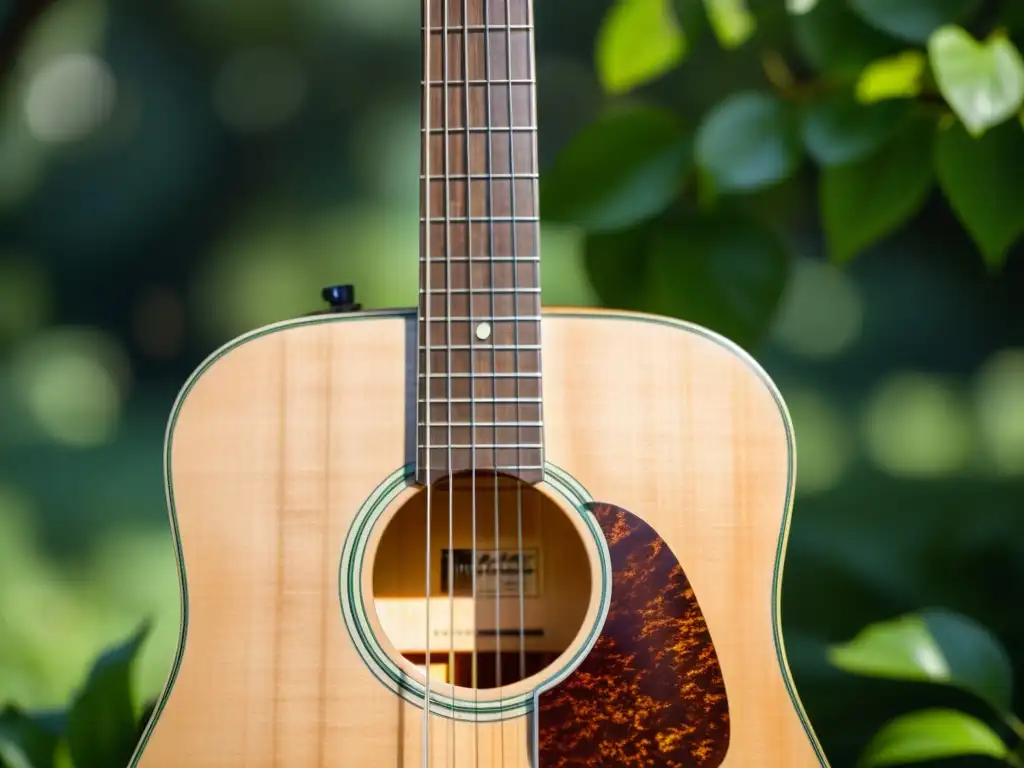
[133,307,827,767]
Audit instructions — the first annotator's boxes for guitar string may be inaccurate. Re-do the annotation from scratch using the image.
[422,0,434,763]
[505,0,528,692]
[460,0,480,761]
[442,0,457,762]
[483,0,502,753]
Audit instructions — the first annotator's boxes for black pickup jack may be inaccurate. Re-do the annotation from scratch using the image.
[321,285,361,313]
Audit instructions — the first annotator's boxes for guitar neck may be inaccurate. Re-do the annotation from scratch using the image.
[416,0,543,487]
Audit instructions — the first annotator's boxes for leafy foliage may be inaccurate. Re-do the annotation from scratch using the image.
[0,624,153,768]
[542,0,1024,346]
[828,609,1024,766]
[595,0,687,95]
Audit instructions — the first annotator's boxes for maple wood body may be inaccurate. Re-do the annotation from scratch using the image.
[133,308,828,767]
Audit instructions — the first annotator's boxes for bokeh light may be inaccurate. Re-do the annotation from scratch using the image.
[23,52,117,143]
[9,328,130,447]
[771,256,863,360]
[973,348,1024,476]
[863,372,975,478]
[787,387,853,495]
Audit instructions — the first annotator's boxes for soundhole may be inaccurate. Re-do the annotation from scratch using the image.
[371,471,592,690]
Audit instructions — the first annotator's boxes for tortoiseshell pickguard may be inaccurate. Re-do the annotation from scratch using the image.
[537,502,729,766]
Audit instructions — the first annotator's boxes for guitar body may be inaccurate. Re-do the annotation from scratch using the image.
[132,307,827,767]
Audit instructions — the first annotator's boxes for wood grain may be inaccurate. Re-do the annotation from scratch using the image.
[537,502,729,767]
[133,308,828,767]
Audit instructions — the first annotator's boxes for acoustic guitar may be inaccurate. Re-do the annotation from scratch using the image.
[132,0,828,765]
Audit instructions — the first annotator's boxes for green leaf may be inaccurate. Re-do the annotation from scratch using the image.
[646,214,790,346]
[793,1,900,80]
[596,0,687,95]
[540,107,692,232]
[859,709,1010,766]
[802,94,911,166]
[584,214,790,348]
[695,92,802,193]
[936,120,1024,268]
[856,51,928,103]
[850,0,977,44]
[929,26,1024,137]
[0,708,60,768]
[820,116,935,263]
[703,0,756,49]
[828,608,1014,712]
[66,622,151,768]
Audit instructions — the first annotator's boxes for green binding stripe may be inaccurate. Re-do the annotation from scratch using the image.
[337,462,612,721]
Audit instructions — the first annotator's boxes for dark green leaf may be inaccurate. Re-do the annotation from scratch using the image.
[646,214,790,346]
[802,93,911,166]
[541,107,692,233]
[584,214,789,347]
[0,707,61,768]
[828,608,1014,712]
[66,622,151,768]
[595,0,687,95]
[929,26,1024,137]
[856,51,929,103]
[820,116,935,262]
[936,120,1024,268]
[850,0,977,44]
[704,0,756,49]
[859,709,1009,766]
[582,226,653,313]
[793,1,900,80]
[695,92,802,193]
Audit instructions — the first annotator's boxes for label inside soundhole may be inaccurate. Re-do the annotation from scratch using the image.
[370,472,592,690]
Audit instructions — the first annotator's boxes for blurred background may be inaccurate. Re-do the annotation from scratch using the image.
[2,0,1024,765]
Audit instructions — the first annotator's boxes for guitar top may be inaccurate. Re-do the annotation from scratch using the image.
[131,0,829,765]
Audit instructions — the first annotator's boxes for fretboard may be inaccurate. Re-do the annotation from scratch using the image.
[416,0,543,487]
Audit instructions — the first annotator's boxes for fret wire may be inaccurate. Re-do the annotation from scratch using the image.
[421,216,539,221]
[421,79,534,85]
[421,173,539,180]
[422,24,535,31]
[417,465,547,472]
[420,443,543,449]
[419,344,541,349]
[419,315,542,321]
[420,288,540,293]
[419,397,543,403]
[419,256,540,262]
[422,127,536,133]
[420,372,543,378]
[418,421,544,427]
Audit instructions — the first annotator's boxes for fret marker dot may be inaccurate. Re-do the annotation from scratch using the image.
[476,322,492,341]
